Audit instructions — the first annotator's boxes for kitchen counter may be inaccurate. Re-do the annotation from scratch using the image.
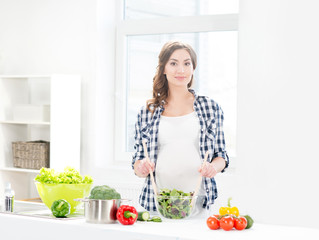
[1,210,318,240]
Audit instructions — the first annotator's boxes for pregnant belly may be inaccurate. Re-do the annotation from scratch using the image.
[155,144,201,192]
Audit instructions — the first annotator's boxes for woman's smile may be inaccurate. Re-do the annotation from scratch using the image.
[175,76,186,81]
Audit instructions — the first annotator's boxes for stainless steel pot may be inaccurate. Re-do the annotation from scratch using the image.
[75,198,126,224]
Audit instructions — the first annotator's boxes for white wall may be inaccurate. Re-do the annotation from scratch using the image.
[0,0,116,177]
[1,0,319,229]
[237,0,319,228]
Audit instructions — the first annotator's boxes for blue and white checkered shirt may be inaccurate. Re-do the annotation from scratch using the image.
[132,89,229,211]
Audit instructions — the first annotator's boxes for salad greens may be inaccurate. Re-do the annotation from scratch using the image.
[156,188,194,219]
[35,167,93,184]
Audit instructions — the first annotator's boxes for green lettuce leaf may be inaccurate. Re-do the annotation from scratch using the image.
[35,167,93,184]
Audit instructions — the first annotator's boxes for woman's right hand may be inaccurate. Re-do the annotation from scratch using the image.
[134,159,155,178]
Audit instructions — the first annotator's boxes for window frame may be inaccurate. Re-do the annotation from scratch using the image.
[114,14,238,166]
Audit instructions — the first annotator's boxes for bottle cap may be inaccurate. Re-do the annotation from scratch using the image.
[5,182,11,190]
[5,182,14,196]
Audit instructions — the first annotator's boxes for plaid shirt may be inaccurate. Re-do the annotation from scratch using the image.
[132,89,229,211]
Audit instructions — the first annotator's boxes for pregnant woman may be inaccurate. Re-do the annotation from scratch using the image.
[132,41,229,213]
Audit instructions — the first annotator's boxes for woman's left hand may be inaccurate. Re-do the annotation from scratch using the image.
[198,161,218,178]
[198,157,226,178]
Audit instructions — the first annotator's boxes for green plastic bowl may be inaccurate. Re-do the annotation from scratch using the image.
[35,182,92,213]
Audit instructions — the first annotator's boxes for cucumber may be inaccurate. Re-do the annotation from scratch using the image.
[137,211,150,221]
[244,215,254,229]
[147,216,162,222]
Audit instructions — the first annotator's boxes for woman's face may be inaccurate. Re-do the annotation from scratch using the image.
[164,49,194,88]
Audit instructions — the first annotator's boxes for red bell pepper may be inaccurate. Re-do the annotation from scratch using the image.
[117,205,138,225]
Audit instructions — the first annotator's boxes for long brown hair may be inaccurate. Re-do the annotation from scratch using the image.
[147,41,197,113]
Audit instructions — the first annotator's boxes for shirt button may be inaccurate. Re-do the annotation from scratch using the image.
[201,129,204,132]
[206,189,209,192]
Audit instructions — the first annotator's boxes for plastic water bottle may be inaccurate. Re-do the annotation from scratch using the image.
[4,182,14,212]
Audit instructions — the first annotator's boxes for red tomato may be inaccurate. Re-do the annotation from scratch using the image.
[219,216,234,231]
[206,216,220,230]
[234,216,247,230]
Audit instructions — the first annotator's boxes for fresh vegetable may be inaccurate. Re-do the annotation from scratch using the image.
[219,215,234,231]
[89,185,121,200]
[147,216,162,222]
[244,215,254,229]
[219,197,239,216]
[156,188,193,219]
[51,199,71,218]
[137,211,150,221]
[206,216,220,230]
[137,211,162,222]
[117,205,138,225]
[35,167,93,184]
[207,214,252,231]
[234,216,247,230]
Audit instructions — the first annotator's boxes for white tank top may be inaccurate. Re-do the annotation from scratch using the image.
[155,111,205,195]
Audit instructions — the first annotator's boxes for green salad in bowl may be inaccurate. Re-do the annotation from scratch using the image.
[155,189,197,220]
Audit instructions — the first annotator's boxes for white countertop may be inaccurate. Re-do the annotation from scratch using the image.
[1,211,319,240]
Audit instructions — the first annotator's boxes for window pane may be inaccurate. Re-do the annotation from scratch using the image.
[124,0,239,19]
[126,32,237,157]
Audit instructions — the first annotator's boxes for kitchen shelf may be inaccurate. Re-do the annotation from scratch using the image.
[0,74,81,200]
[0,75,51,78]
[0,121,50,125]
[0,167,39,174]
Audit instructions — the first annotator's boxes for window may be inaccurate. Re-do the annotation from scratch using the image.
[114,0,238,165]
[124,0,239,19]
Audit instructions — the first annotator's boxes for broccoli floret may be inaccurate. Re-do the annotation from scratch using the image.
[89,185,121,200]
[51,199,70,218]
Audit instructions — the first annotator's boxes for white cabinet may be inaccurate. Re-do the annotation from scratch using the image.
[0,75,81,199]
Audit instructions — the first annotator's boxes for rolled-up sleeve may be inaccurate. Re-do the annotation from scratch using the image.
[212,105,229,172]
[132,109,144,170]
[132,107,148,170]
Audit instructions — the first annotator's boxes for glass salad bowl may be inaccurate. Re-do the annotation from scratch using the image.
[155,189,197,220]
